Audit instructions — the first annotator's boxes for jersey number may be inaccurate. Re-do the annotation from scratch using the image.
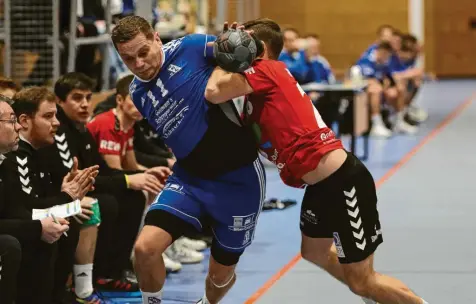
[295,82,327,129]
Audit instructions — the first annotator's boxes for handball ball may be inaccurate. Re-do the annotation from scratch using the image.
[213,30,258,73]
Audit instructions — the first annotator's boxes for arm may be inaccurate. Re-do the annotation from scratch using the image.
[123,150,143,171]
[205,67,254,104]
[0,219,42,243]
[103,154,123,170]
[2,157,74,209]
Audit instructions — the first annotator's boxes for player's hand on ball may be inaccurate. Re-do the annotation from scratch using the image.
[213,25,259,73]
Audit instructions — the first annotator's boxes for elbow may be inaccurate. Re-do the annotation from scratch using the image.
[204,85,222,104]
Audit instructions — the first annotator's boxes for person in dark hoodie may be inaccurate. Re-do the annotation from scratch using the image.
[2,89,97,304]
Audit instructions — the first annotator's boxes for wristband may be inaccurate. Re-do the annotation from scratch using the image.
[125,174,130,188]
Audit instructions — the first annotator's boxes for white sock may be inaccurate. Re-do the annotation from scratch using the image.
[371,114,384,126]
[142,289,163,303]
[396,111,405,123]
[73,264,94,298]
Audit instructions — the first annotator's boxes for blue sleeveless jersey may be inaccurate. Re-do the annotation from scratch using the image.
[129,34,216,159]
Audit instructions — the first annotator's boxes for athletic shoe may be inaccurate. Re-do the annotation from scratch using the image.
[163,253,182,273]
[95,276,139,293]
[394,119,418,135]
[177,236,208,251]
[369,124,392,138]
[74,291,110,304]
[165,241,205,264]
[262,198,297,211]
[124,270,138,284]
[408,106,428,122]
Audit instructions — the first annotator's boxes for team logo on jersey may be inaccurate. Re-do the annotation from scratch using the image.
[229,214,256,232]
[167,64,181,77]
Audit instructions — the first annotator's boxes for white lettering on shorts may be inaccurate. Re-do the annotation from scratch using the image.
[333,232,346,258]
[229,213,256,232]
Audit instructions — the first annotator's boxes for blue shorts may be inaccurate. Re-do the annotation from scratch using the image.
[148,158,266,253]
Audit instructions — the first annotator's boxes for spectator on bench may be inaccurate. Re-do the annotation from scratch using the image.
[279,28,312,83]
[42,72,166,290]
[356,41,404,138]
[2,88,97,304]
[0,95,33,304]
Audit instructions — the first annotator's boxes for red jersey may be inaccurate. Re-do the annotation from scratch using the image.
[243,59,344,188]
[87,109,135,162]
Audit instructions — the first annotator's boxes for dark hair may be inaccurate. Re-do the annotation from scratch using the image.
[402,33,418,44]
[12,87,56,117]
[304,33,320,40]
[400,42,414,53]
[0,77,18,93]
[116,74,135,97]
[242,18,284,60]
[111,15,154,48]
[376,41,393,52]
[54,72,96,102]
[377,24,394,36]
[283,27,299,37]
[392,29,403,38]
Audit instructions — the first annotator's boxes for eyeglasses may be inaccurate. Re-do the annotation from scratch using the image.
[0,117,18,125]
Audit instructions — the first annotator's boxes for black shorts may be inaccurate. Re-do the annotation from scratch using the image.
[300,152,383,264]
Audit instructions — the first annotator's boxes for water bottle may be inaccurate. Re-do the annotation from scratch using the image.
[350,65,363,85]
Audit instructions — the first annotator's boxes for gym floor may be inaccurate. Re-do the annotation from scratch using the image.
[113,79,476,303]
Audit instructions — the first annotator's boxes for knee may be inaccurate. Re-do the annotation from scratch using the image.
[134,237,161,262]
[134,227,170,262]
[1,234,21,252]
[368,83,383,95]
[385,87,399,100]
[346,273,374,298]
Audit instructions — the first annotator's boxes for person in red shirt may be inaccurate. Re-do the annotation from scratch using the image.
[87,75,143,171]
[205,20,428,304]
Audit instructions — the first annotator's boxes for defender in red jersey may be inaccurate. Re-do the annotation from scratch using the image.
[241,59,344,188]
[205,20,428,304]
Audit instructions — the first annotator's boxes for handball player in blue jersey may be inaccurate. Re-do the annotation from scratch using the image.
[111,16,265,304]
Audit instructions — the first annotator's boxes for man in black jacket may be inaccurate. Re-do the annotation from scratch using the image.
[2,87,98,304]
[0,95,70,304]
[44,72,166,292]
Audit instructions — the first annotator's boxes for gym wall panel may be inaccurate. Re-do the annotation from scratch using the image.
[209,0,409,73]
[425,0,476,77]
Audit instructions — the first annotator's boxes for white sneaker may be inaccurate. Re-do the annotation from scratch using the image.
[165,241,205,264]
[177,236,208,252]
[163,253,182,273]
[394,120,418,135]
[370,124,392,138]
[408,106,428,122]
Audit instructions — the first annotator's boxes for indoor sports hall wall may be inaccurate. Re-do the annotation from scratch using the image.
[208,0,409,74]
